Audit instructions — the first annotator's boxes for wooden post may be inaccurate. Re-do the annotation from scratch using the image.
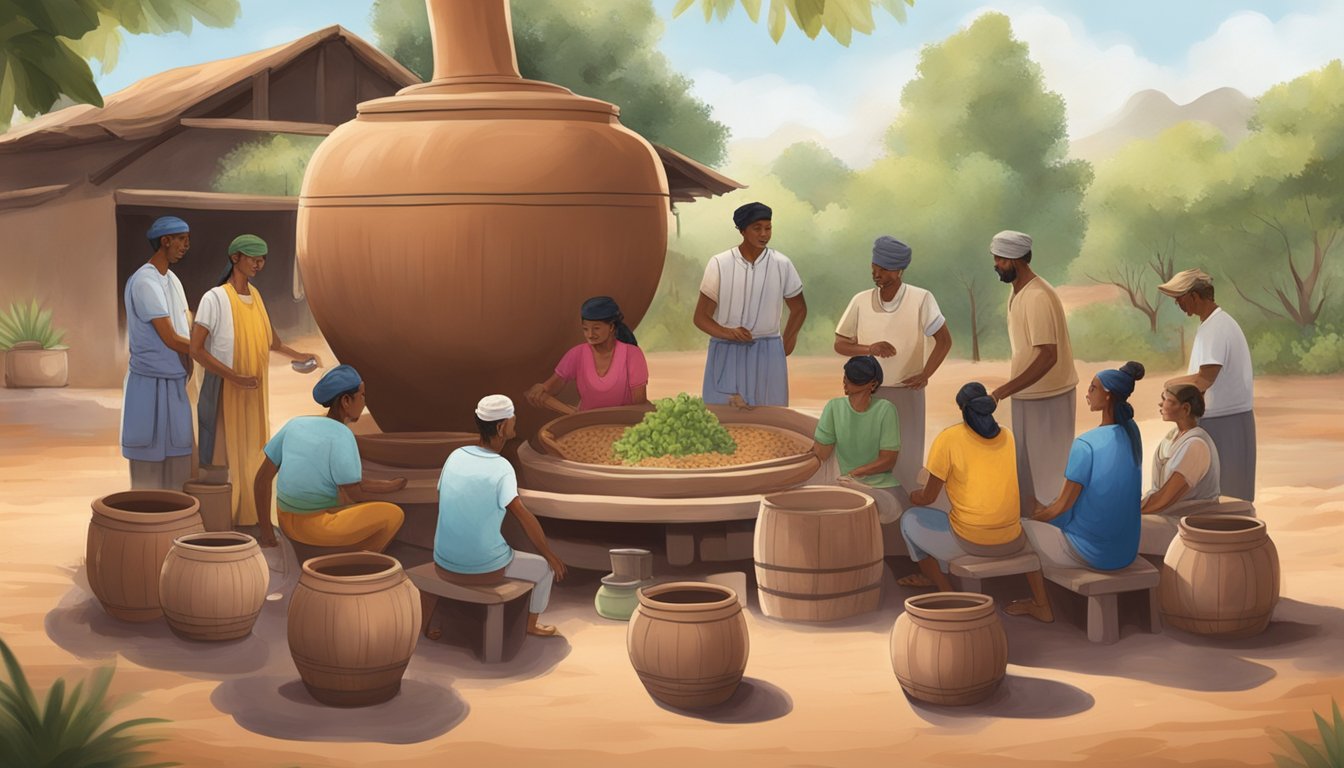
[315,46,327,123]
[252,71,269,120]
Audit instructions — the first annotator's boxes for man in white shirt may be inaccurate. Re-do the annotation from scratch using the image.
[1159,268,1256,501]
[834,236,952,492]
[694,202,807,406]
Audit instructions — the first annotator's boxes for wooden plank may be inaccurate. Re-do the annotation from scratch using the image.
[179,118,337,136]
[113,188,298,212]
[0,184,72,212]
[315,45,327,123]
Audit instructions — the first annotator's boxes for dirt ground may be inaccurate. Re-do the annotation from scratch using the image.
[1,339,1341,768]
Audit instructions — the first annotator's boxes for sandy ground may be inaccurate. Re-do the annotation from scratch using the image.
[2,339,1342,768]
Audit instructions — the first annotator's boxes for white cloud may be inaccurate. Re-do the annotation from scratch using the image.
[689,70,852,139]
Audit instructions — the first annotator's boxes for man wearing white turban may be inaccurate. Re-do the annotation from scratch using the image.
[988,231,1079,517]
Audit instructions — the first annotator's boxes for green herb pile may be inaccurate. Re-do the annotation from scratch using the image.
[612,393,737,462]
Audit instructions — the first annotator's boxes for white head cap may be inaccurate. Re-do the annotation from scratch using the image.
[475,394,515,422]
[990,230,1033,259]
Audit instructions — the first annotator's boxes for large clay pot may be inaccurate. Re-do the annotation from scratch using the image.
[297,0,670,433]
[1160,515,1280,637]
[891,592,1007,706]
[4,342,68,388]
[754,486,883,622]
[287,552,421,707]
[181,481,232,532]
[86,490,203,622]
[627,582,748,709]
[159,532,268,641]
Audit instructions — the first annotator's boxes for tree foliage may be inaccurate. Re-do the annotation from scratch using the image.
[212,135,325,197]
[771,141,853,211]
[671,0,914,45]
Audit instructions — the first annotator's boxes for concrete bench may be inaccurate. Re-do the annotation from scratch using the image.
[949,551,1041,593]
[1139,498,1257,556]
[1042,558,1161,644]
[406,563,533,663]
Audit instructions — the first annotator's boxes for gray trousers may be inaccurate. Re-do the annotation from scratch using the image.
[1200,411,1256,501]
[505,550,555,614]
[873,386,925,490]
[1011,389,1076,516]
[130,456,192,492]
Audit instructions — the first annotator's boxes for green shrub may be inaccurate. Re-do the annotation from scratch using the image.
[0,300,67,350]
[1251,331,1291,372]
[613,393,736,462]
[0,638,175,768]
[1271,698,1343,768]
[1066,302,1183,369]
[1292,326,1344,374]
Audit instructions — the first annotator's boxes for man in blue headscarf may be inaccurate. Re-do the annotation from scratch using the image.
[693,201,808,406]
[121,216,194,490]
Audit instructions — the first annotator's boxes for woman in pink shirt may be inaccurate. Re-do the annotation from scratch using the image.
[525,296,650,414]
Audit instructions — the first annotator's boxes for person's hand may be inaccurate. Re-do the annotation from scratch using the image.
[1030,501,1048,521]
[783,333,798,356]
[524,383,545,407]
[258,530,278,548]
[390,476,408,492]
[990,386,1008,403]
[302,353,323,369]
[725,326,753,343]
[727,393,754,411]
[868,341,897,358]
[900,372,930,389]
[545,551,568,582]
[232,374,259,390]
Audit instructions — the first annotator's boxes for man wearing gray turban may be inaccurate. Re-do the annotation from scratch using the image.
[834,235,952,498]
[694,201,808,406]
[988,230,1079,517]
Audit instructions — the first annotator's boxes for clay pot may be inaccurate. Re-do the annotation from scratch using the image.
[891,592,1007,706]
[287,552,421,707]
[354,431,478,469]
[1160,515,1280,637]
[159,532,268,641]
[182,481,233,532]
[4,342,68,388]
[86,490,203,622]
[627,582,748,708]
[610,548,653,581]
[297,0,670,434]
[754,486,883,622]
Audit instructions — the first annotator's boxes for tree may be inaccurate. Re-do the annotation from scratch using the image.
[671,0,914,45]
[0,0,240,130]
[371,0,729,165]
[213,135,325,196]
[772,141,853,211]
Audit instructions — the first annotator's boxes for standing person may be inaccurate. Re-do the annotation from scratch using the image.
[121,216,194,490]
[834,236,952,489]
[427,395,568,639]
[987,230,1079,517]
[1158,268,1256,501]
[191,234,321,525]
[694,202,807,407]
[1142,384,1221,515]
[251,365,406,551]
[525,296,649,415]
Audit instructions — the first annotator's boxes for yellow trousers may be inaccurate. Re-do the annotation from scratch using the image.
[278,503,404,553]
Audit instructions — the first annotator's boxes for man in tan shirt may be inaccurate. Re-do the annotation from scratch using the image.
[988,231,1078,516]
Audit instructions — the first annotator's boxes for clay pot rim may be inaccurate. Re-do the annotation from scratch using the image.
[93,490,201,523]
[301,552,403,583]
[762,485,874,515]
[359,87,619,118]
[903,592,996,621]
[172,531,257,553]
[1178,514,1266,539]
[638,581,737,611]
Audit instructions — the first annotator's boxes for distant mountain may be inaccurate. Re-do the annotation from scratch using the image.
[1070,87,1256,163]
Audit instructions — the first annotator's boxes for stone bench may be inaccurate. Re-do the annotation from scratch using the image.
[949,551,1041,593]
[1139,498,1257,557]
[406,563,533,663]
[1042,558,1161,644]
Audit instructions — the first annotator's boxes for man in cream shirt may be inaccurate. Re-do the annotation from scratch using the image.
[834,236,953,494]
[988,230,1078,517]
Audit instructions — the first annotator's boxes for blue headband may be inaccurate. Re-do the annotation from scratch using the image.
[1097,368,1136,398]
[872,236,912,271]
[313,364,362,406]
[147,216,189,240]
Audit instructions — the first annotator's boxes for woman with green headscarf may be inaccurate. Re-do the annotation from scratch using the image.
[191,234,322,527]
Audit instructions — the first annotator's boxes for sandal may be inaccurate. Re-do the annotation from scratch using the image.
[896,574,935,588]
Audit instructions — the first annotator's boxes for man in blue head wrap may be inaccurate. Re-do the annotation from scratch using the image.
[250,365,406,550]
[835,235,953,492]
[694,201,808,407]
[121,215,195,489]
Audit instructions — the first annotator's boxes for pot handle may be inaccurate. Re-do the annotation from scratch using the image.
[538,426,568,459]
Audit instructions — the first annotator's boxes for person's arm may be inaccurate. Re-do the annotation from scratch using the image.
[189,324,257,389]
[992,343,1058,402]
[269,324,321,366]
[506,497,567,581]
[339,476,408,505]
[150,316,191,355]
[629,384,649,405]
[253,457,279,547]
[903,324,953,389]
[834,335,896,358]
[525,373,568,409]
[908,472,945,508]
[848,449,898,478]
[1166,364,1221,392]
[810,441,836,463]
[1032,480,1083,522]
[782,292,807,356]
[694,293,752,342]
[1141,475,1191,515]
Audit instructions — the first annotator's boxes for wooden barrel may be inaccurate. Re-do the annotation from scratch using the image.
[287,552,421,707]
[1160,514,1280,637]
[159,532,268,641]
[182,481,232,532]
[754,486,883,621]
[890,592,1007,705]
[87,490,203,622]
[627,582,748,709]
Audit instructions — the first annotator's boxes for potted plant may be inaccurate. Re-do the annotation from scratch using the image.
[0,299,69,387]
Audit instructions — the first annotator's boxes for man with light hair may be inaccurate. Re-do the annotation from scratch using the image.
[988,230,1078,517]
[1158,268,1256,501]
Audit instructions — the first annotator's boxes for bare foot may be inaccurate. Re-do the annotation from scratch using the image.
[1004,598,1055,623]
[424,627,441,641]
[896,573,935,588]
[526,623,559,637]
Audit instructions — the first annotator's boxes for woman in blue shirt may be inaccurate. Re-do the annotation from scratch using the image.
[1011,361,1145,616]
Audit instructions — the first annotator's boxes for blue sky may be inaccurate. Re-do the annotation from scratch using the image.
[83,0,1344,164]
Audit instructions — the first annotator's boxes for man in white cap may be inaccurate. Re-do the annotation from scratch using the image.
[427,395,568,640]
[988,230,1078,517]
[1158,268,1255,501]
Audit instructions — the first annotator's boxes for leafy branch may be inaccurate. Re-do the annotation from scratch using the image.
[671,0,915,44]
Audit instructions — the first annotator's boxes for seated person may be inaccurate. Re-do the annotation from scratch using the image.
[1017,363,1145,613]
[809,356,905,521]
[1142,383,1221,515]
[526,296,650,415]
[424,395,568,639]
[253,365,406,552]
[896,383,1052,621]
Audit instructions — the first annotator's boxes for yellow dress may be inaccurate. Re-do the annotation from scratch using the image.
[223,283,272,526]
